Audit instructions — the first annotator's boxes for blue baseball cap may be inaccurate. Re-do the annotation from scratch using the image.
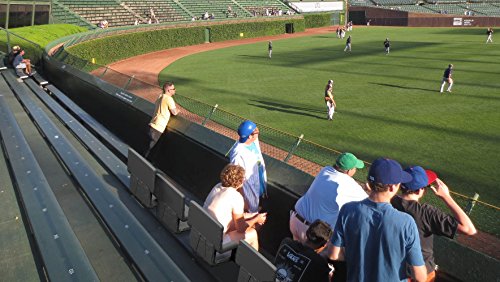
[237,120,257,143]
[368,158,412,185]
[402,166,438,190]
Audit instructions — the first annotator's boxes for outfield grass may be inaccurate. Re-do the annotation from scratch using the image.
[159,27,500,207]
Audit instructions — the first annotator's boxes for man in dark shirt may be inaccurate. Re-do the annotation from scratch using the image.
[486,27,493,43]
[275,220,332,282]
[384,38,390,55]
[268,41,273,59]
[439,64,453,93]
[391,166,477,282]
[13,49,34,76]
[344,36,351,52]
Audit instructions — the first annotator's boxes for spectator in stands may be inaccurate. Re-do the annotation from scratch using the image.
[150,7,156,20]
[204,164,267,250]
[203,11,209,20]
[229,120,267,213]
[134,19,139,25]
[327,158,427,282]
[344,35,352,52]
[209,13,215,20]
[147,18,152,24]
[391,166,477,282]
[8,45,21,67]
[486,28,493,44]
[145,81,178,157]
[290,152,366,242]
[324,79,336,120]
[275,220,333,282]
[439,64,453,93]
[384,38,391,55]
[227,5,232,17]
[13,49,34,77]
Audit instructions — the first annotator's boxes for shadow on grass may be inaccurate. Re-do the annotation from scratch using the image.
[249,100,325,120]
[370,82,437,93]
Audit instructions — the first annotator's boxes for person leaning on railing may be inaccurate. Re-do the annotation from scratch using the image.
[391,166,477,282]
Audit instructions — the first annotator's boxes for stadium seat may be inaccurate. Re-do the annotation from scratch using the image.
[127,148,157,207]
[188,200,239,265]
[155,173,190,233]
[235,240,277,282]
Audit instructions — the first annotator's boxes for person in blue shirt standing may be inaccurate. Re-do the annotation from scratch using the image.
[327,158,427,282]
[230,120,267,213]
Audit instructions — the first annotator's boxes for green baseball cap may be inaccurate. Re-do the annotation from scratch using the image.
[336,152,365,170]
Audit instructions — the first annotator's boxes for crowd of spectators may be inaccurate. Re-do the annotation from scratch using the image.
[145,77,477,281]
[201,119,477,281]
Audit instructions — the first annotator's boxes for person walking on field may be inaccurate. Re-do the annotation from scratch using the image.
[486,28,493,43]
[439,64,453,93]
[344,35,352,52]
[145,81,178,157]
[384,38,391,55]
[324,80,336,120]
[268,41,273,59]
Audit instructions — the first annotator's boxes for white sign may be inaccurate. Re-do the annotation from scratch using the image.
[453,18,463,26]
[290,2,344,12]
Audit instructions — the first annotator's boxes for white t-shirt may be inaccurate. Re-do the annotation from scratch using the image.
[203,183,244,233]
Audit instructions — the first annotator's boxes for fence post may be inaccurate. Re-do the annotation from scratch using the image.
[284,134,304,163]
[123,75,135,90]
[465,193,480,215]
[99,66,109,78]
[202,104,218,126]
[5,28,11,52]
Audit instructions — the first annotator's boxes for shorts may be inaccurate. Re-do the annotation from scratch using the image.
[16,63,26,69]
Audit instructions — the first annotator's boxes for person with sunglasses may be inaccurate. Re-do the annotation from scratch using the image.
[391,166,477,282]
[145,81,178,157]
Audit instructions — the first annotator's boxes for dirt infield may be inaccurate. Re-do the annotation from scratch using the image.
[105,26,499,260]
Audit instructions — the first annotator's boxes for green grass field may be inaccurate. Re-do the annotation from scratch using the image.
[159,27,500,207]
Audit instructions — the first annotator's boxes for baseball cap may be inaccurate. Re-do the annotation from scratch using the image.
[336,152,364,170]
[328,79,334,84]
[237,120,257,143]
[401,166,427,190]
[426,169,438,185]
[368,158,412,185]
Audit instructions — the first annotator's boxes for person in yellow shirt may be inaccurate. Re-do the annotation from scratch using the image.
[145,81,178,157]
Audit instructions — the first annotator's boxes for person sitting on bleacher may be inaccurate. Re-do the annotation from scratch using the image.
[203,164,267,250]
[13,49,34,77]
[8,45,21,67]
[275,220,332,282]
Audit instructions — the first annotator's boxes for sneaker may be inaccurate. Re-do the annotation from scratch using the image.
[446,89,452,93]
[29,71,37,76]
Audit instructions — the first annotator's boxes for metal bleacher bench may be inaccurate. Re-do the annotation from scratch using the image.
[23,78,130,188]
[2,70,189,281]
[0,72,99,281]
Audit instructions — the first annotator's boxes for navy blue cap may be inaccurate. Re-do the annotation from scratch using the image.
[368,158,412,185]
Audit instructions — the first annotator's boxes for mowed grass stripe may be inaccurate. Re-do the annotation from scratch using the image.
[160,27,500,207]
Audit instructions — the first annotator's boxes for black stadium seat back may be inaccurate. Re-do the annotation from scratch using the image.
[235,241,277,282]
[127,148,156,207]
[188,200,238,265]
[156,174,189,233]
